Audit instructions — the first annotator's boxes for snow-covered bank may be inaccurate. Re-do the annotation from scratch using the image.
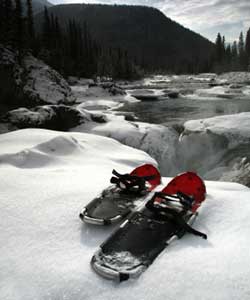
[0,105,108,133]
[71,111,250,185]
[187,84,250,101]
[73,114,179,176]
[1,128,250,300]
[179,112,250,183]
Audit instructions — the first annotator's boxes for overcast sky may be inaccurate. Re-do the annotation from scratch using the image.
[50,0,250,42]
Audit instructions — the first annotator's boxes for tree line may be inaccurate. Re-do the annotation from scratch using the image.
[1,0,250,77]
[214,29,250,73]
[0,0,141,79]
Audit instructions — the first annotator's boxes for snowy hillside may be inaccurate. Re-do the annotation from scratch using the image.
[1,129,250,300]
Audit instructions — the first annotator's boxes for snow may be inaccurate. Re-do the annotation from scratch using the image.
[73,114,179,176]
[2,71,250,298]
[183,112,250,144]
[1,128,250,300]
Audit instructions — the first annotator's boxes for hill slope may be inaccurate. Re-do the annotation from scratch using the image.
[22,0,53,13]
[36,4,214,73]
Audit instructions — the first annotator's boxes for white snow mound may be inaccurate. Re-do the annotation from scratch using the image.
[0,129,250,300]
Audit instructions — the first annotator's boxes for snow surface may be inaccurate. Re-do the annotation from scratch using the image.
[73,114,179,176]
[184,112,250,144]
[1,128,250,300]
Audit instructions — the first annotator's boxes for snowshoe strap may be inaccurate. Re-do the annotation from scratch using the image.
[110,169,156,193]
[146,195,207,240]
[153,191,194,210]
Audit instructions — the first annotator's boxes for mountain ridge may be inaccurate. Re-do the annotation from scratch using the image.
[35,3,214,73]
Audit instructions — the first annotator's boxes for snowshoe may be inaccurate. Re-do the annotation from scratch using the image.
[79,164,161,225]
[91,172,207,281]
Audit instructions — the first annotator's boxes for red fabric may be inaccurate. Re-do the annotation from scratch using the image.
[161,172,206,212]
[130,164,161,190]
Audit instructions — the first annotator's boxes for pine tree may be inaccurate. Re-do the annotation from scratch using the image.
[1,0,15,45]
[245,28,250,70]
[225,44,232,65]
[43,7,51,50]
[238,31,245,69]
[26,0,35,49]
[14,0,24,55]
[0,0,3,42]
[222,36,226,58]
[231,41,238,70]
[215,33,224,63]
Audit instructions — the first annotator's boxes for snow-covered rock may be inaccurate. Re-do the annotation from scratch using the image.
[21,55,75,105]
[72,84,137,111]
[178,113,250,182]
[1,105,107,132]
[0,45,75,106]
[218,72,250,84]
[0,45,23,105]
[187,84,248,101]
[220,157,250,187]
[1,128,250,300]
[183,112,250,143]
[72,83,125,102]
[128,89,171,101]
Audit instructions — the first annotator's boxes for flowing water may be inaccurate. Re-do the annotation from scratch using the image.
[115,81,250,182]
[118,94,250,126]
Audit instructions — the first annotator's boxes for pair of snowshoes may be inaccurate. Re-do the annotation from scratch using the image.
[80,164,207,281]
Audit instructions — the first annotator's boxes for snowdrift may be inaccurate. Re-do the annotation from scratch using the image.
[0,129,250,300]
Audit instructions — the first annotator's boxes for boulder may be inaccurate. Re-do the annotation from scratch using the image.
[0,45,76,107]
[1,105,107,131]
[21,55,76,105]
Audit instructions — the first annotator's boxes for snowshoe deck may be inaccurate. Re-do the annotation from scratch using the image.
[91,207,196,281]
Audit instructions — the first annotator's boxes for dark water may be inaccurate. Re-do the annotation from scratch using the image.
[118,96,250,126]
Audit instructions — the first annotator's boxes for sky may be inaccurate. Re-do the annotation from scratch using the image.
[50,0,250,42]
